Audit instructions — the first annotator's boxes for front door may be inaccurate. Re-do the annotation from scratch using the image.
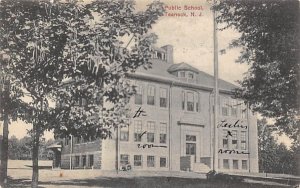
[185,135,197,162]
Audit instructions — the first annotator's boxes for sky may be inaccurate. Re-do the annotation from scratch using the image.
[0,0,292,147]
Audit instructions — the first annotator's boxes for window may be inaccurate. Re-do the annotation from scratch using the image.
[120,154,129,165]
[179,71,185,78]
[188,72,194,79]
[233,160,238,169]
[242,160,248,170]
[187,92,194,111]
[231,99,237,117]
[82,155,86,167]
[223,130,229,149]
[186,135,196,155]
[241,131,247,150]
[160,88,167,108]
[134,155,142,167]
[147,156,155,167]
[147,85,155,105]
[223,159,229,169]
[195,93,200,112]
[232,130,238,149]
[160,157,167,167]
[120,126,129,142]
[134,121,142,142]
[88,155,94,167]
[160,123,167,144]
[75,156,80,167]
[135,85,143,105]
[186,143,196,155]
[222,98,229,116]
[147,122,155,143]
[182,91,185,110]
[186,135,196,142]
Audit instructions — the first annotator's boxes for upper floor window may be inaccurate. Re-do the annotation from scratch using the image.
[160,123,167,144]
[134,120,142,142]
[222,130,229,149]
[188,72,194,79]
[241,131,247,150]
[231,130,238,149]
[179,71,186,78]
[182,91,185,110]
[182,91,200,112]
[135,85,143,105]
[231,99,238,117]
[187,92,194,111]
[147,121,155,143]
[160,88,167,108]
[147,85,155,105]
[195,93,200,112]
[221,98,229,116]
[120,126,129,142]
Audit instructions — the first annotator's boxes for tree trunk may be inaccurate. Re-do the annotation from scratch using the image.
[0,113,9,186]
[31,123,40,188]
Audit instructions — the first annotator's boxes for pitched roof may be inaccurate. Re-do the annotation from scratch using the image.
[133,61,237,92]
[168,62,199,73]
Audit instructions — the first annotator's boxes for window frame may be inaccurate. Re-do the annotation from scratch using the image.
[120,126,129,142]
[134,120,143,142]
[159,123,167,144]
[160,157,167,168]
[134,85,143,105]
[147,156,155,167]
[134,155,142,167]
[223,159,229,169]
[147,121,155,143]
[159,88,168,108]
[147,85,155,105]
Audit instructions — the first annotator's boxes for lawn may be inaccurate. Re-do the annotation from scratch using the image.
[5,160,293,188]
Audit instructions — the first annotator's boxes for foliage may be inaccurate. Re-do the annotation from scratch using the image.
[0,0,164,186]
[8,136,54,160]
[258,118,297,174]
[214,0,299,141]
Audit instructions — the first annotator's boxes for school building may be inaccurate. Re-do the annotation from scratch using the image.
[52,45,259,173]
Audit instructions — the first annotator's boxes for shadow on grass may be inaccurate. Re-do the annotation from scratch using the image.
[6,176,288,188]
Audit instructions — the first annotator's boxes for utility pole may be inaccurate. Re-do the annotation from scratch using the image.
[212,0,219,172]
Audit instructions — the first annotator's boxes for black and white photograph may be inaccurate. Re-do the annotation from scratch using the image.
[0,0,299,187]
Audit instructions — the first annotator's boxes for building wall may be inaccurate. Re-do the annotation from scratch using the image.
[61,138,102,169]
[59,45,259,173]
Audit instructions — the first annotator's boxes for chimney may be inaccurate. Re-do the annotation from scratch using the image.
[161,45,173,64]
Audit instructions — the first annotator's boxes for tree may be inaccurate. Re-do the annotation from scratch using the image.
[258,118,296,174]
[0,0,164,187]
[214,0,300,141]
[0,47,25,186]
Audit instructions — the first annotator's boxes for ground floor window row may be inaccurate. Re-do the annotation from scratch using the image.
[73,154,95,168]
[219,159,248,170]
[120,154,168,168]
